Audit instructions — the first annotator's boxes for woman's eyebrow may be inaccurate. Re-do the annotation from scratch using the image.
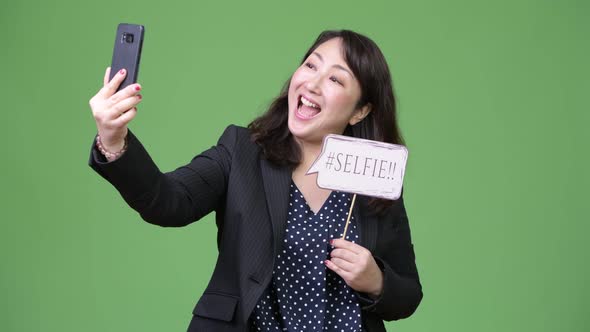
[312,52,324,62]
[312,52,353,78]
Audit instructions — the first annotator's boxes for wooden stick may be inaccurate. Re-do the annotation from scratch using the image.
[341,193,357,240]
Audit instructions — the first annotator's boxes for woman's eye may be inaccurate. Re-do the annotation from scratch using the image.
[330,76,343,85]
[304,62,315,70]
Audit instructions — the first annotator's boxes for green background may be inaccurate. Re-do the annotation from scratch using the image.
[1,0,588,331]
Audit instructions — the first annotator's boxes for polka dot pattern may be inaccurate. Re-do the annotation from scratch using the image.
[250,182,364,331]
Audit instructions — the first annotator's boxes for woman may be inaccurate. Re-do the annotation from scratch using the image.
[89,30,422,331]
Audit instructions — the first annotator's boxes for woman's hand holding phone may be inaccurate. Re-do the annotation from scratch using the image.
[89,66,142,159]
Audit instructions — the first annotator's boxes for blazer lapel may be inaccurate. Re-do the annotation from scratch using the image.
[260,158,292,256]
[258,160,379,255]
[356,196,378,253]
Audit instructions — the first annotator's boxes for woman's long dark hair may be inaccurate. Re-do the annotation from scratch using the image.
[249,30,404,214]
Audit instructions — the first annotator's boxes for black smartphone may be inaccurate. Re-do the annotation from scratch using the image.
[109,23,145,92]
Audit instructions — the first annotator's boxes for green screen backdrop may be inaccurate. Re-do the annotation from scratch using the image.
[1,0,588,331]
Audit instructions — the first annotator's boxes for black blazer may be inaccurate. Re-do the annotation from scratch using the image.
[89,125,422,331]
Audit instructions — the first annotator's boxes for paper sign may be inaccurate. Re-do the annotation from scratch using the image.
[307,134,408,200]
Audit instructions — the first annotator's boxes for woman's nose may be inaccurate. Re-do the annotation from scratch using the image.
[304,74,322,94]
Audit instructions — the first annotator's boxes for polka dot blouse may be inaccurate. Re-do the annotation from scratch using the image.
[250,182,364,331]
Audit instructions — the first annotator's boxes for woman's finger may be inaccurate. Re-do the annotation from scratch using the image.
[98,68,127,98]
[329,257,355,272]
[109,83,141,105]
[113,107,138,127]
[324,259,352,280]
[331,238,363,255]
[330,248,357,264]
[103,67,111,86]
[109,94,142,119]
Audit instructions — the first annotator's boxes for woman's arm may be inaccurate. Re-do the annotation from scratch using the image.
[359,197,423,321]
[326,195,422,320]
[88,125,239,227]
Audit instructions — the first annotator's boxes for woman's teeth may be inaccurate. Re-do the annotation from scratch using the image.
[301,96,320,109]
[297,96,321,119]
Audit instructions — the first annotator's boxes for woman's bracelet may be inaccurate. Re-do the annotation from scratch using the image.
[96,134,128,160]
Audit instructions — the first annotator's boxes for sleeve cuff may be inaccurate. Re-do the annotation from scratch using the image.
[88,130,162,203]
[356,255,387,312]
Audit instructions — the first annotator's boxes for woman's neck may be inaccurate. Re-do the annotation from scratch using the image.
[294,139,322,176]
[292,138,332,212]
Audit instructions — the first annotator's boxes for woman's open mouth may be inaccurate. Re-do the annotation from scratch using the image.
[296,95,322,119]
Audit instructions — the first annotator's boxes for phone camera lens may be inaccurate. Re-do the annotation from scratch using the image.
[122,33,134,43]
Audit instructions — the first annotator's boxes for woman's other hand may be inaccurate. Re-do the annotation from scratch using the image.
[89,67,142,155]
[325,238,384,298]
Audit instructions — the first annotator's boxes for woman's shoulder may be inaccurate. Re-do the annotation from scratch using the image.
[218,124,251,140]
[215,124,259,154]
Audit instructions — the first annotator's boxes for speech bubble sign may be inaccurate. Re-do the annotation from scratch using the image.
[307,134,408,200]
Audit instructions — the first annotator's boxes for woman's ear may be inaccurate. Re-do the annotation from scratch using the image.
[349,103,372,126]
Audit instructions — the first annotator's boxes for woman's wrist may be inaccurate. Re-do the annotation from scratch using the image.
[367,266,384,298]
[368,285,383,299]
[96,134,127,161]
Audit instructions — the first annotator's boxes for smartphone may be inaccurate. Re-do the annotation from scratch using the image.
[109,23,145,92]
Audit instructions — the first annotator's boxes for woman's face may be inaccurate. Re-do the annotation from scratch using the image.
[287,38,369,146]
